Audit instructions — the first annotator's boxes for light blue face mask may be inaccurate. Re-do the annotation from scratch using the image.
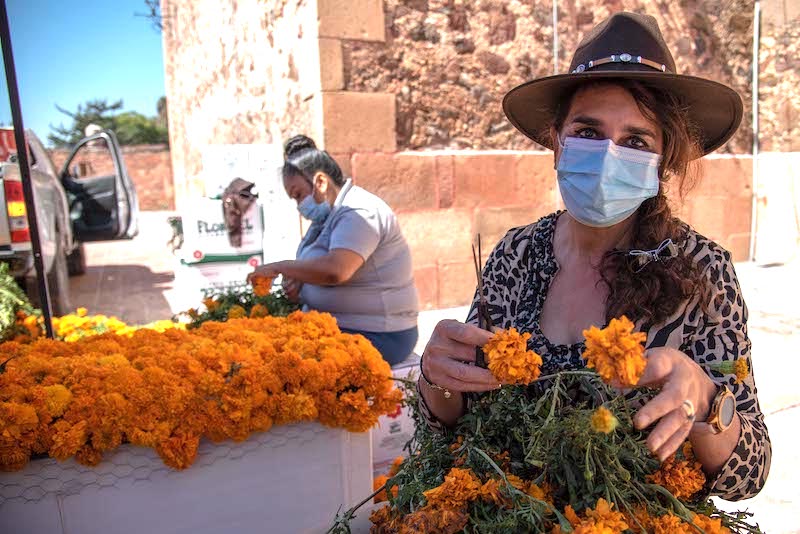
[556,137,662,228]
[297,194,331,223]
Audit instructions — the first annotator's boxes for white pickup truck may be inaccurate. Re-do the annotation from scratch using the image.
[0,127,139,314]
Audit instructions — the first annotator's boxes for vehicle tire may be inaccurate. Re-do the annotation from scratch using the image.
[27,239,72,317]
[67,243,87,276]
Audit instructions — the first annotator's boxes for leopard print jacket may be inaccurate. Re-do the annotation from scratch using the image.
[419,211,771,501]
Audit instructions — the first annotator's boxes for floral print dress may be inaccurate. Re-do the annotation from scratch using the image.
[419,212,771,501]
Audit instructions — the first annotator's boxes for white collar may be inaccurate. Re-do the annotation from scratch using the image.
[333,178,353,209]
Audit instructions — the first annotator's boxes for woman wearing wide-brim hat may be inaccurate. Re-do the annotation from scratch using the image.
[418,12,770,500]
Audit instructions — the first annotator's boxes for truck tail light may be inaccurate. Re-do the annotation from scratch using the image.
[11,229,30,242]
[3,179,30,243]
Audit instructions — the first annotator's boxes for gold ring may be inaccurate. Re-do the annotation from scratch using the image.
[681,399,695,421]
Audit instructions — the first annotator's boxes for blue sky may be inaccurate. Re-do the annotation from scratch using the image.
[1,0,165,145]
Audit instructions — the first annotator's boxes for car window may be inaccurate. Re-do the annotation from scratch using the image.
[70,138,115,180]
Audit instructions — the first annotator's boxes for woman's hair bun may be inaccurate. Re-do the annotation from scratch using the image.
[284,134,317,159]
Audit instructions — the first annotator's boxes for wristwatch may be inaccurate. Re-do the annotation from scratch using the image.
[705,384,736,434]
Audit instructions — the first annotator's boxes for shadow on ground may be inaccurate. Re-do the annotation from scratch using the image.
[69,265,175,325]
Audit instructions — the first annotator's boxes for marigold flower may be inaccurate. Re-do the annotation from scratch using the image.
[369,506,399,530]
[590,406,619,434]
[251,276,273,297]
[423,467,481,509]
[564,504,581,526]
[479,478,507,506]
[389,455,404,476]
[227,305,247,319]
[734,359,749,383]
[156,432,200,470]
[575,499,629,534]
[582,316,647,387]
[203,297,220,312]
[484,328,543,385]
[647,442,706,499]
[0,443,30,472]
[691,513,731,534]
[249,304,269,318]
[373,474,390,503]
[640,513,690,534]
[399,509,439,534]
[525,481,551,503]
[43,385,72,417]
[709,358,750,384]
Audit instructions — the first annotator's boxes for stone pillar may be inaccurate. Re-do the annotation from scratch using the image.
[315,0,395,172]
[160,0,394,206]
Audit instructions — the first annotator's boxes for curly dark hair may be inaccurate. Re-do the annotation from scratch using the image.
[552,80,710,327]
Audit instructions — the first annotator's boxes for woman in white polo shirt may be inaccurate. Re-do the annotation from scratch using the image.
[249,135,419,366]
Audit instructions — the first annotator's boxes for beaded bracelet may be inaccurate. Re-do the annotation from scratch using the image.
[419,353,452,399]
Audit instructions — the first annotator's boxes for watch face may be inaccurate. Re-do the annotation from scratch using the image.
[721,394,736,427]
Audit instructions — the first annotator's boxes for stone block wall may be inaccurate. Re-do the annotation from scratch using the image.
[759,0,800,151]
[49,145,174,211]
[344,0,756,153]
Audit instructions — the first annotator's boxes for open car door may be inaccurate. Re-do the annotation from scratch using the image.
[59,130,139,242]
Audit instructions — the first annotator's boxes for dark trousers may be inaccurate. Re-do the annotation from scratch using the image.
[340,326,419,367]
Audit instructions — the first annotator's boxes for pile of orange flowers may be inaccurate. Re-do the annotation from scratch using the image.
[483,327,543,385]
[629,508,731,534]
[370,464,553,534]
[0,311,400,471]
[11,307,184,343]
[552,499,730,534]
[582,316,647,387]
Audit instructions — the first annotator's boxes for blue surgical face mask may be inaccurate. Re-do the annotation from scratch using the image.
[556,137,662,228]
[297,194,331,223]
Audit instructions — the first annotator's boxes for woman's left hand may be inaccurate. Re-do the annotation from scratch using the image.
[633,347,718,461]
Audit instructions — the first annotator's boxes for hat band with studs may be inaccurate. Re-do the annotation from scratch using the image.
[572,53,668,74]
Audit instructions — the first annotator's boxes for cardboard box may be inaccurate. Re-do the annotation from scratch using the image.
[180,198,264,263]
[171,258,262,311]
[372,355,420,476]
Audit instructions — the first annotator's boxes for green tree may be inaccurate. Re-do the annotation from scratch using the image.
[48,98,169,147]
[115,111,168,145]
[48,99,122,147]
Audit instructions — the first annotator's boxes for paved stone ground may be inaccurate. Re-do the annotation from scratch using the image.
[68,211,800,532]
[67,211,178,324]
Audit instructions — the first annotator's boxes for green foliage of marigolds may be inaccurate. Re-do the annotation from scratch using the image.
[176,287,299,328]
[331,371,763,533]
[0,263,33,341]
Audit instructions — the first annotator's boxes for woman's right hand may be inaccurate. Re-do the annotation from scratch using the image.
[421,320,500,394]
[282,277,303,302]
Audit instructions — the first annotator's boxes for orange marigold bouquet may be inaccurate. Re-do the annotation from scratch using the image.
[329,318,761,534]
[0,311,400,472]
